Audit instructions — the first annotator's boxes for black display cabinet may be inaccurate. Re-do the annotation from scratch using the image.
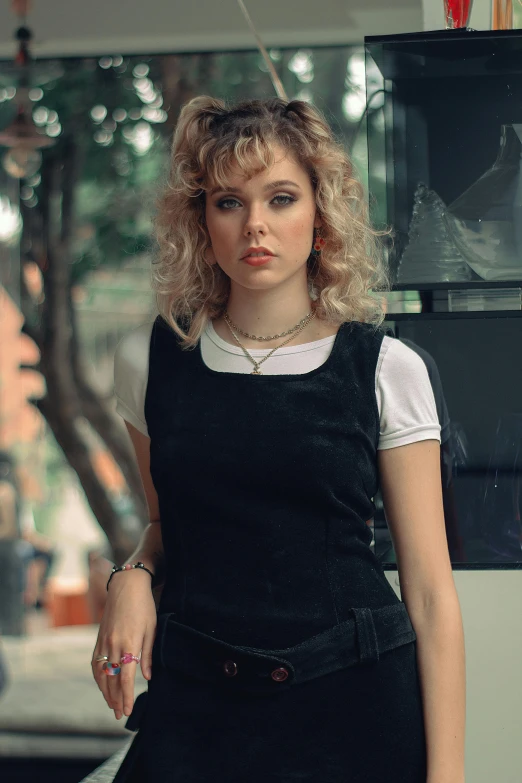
[364,29,522,569]
[365,28,522,288]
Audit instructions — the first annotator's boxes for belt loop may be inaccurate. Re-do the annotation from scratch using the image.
[351,607,379,664]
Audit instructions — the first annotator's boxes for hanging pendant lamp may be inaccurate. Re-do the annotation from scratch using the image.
[0,1,56,179]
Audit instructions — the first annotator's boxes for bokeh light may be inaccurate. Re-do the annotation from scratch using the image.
[288,50,314,84]
[46,123,62,138]
[112,108,127,122]
[33,106,49,125]
[90,105,108,122]
[2,148,42,179]
[0,196,22,244]
[29,88,44,101]
[132,63,150,78]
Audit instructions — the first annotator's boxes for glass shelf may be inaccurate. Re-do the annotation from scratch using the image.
[365,29,522,288]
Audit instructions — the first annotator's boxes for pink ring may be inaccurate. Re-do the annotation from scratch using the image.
[120,652,141,665]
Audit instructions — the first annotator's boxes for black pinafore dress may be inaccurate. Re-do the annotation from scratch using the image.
[114,316,427,783]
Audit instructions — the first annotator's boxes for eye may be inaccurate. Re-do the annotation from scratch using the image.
[216,197,241,210]
[271,194,296,206]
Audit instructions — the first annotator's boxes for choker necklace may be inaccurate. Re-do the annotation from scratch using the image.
[223,309,316,375]
[223,309,314,341]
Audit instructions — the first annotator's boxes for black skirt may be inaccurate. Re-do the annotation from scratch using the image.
[114,606,427,783]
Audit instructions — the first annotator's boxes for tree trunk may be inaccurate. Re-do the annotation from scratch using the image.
[28,141,141,563]
[36,393,135,565]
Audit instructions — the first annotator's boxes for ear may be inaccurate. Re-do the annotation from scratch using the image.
[313,213,323,230]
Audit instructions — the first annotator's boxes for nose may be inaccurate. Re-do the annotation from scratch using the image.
[243,203,268,238]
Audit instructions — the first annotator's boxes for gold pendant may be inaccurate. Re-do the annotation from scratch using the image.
[251,368,262,375]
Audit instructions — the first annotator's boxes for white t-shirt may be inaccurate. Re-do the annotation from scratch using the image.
[114,319,441,450]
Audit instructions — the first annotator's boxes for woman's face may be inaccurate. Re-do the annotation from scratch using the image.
[204,144,320,292]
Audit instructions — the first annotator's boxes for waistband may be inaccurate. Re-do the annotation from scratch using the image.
[156,602,417,694]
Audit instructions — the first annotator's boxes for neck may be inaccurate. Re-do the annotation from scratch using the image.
[224,287,313,337]
[211,278,340,351]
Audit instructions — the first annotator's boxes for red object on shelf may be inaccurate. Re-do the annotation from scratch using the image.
[444,0,473,28]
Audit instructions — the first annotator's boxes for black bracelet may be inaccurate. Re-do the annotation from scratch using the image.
[106,561,155,592]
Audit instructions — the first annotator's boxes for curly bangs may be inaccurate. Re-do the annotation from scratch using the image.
[153,95,390,347]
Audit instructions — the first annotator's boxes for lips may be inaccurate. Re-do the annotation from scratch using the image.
[241,247,274,261]
[241,247,275,266]
[243,255,273,266]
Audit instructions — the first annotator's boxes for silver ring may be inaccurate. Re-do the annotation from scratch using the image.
[95,655,109,662]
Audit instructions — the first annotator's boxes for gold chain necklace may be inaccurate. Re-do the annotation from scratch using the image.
[223,310,316,375]
[223,309,314,341]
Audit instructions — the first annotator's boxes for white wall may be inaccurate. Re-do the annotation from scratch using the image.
[387,570,522,783]
[0,0,423,57]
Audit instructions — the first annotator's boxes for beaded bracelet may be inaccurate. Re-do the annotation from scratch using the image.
[106,561,155,592]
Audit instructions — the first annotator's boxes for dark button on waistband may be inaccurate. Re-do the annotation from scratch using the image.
[223,660,238,677]
[270,667,289,682]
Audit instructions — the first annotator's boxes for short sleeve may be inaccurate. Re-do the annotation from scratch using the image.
[113,321,154,437]
[376,336,441,450]
[399,337,451,445]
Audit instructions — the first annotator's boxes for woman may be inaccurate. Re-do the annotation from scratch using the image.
[92,97,466,782]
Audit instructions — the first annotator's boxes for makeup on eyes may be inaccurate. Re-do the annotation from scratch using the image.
[209,179,302,197]
[216,193,297,209]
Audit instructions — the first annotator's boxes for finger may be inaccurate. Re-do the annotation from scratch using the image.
[92,643,123,718]
[106,650,124,714]
[120,656,138,717]
[141,630,155,680]
[96,662,115,710]
[90,646,108,680]
[91,650,113,709]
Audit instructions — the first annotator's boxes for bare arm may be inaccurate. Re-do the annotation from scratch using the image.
[378,439,466,783]
[92,421,165,721]
[109,421,165,587]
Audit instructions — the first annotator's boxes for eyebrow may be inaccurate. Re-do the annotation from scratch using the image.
[209,180,302,196]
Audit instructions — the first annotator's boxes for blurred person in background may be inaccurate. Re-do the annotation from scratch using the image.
[17,495,55,609]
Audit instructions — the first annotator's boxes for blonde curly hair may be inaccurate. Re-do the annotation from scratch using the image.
[153,95,390,347]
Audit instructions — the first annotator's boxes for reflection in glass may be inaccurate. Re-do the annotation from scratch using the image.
[449,125,522,281]
[397,125,522,284]
[396,183,474,283]
[376,317,522,567]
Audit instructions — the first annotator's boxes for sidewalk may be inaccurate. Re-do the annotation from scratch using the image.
[0,613,146,759]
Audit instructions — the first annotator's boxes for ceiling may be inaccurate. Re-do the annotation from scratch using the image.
[0,0,424,58]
